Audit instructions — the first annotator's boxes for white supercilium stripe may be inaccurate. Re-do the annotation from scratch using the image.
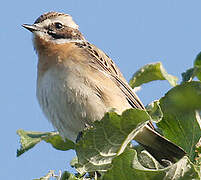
[53,39,85,44]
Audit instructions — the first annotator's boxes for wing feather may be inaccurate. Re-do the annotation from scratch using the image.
[75,41,145,110]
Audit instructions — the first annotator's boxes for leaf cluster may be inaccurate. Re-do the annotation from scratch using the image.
[17,53,201,180]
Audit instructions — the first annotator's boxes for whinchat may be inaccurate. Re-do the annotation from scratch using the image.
[22,12,185,164]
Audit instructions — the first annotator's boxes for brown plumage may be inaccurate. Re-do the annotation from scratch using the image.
[22,12,185,165]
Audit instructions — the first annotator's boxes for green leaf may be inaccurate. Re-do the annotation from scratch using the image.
[60,171,79,180]
[17,130,74,157]
[195,137,201,168]
[181,68,195,82]
[194,52,201,81]
[102,149,200,180]
[75,109,150,173]
[129,62,178,88]
[17,130,48,157]
[157,81,201,161]
[195,137,201,176]
[33,170,79,180]
[181,67,201,83]
[45,133,75,151]
[137,150,164,169]
[182,52,201,82]
[33,170,57,180]
[194,52,201,67]
[146,100,163,123]
[70,157,78,168]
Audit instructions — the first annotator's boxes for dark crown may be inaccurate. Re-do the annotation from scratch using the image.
[34,12,69,24]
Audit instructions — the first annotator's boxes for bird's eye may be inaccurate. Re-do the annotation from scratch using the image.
[54,22,63,29]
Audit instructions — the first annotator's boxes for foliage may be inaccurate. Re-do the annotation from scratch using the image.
[17,52,201,180]
[129,62,178,87]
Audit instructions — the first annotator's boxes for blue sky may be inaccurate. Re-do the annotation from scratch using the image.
[1,0,201,179]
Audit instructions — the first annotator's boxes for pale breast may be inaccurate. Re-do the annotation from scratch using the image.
[36,41,132,142]
[36,64,109,142]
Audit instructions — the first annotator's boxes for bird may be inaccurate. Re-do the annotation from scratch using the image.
[22,11,185,165]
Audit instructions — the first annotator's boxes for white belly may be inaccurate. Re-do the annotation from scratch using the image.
[37,66,107,142]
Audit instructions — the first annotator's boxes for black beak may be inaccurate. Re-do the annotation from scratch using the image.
[22,24,40,32]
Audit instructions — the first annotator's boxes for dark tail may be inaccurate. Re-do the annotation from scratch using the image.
[134,124,186,166]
